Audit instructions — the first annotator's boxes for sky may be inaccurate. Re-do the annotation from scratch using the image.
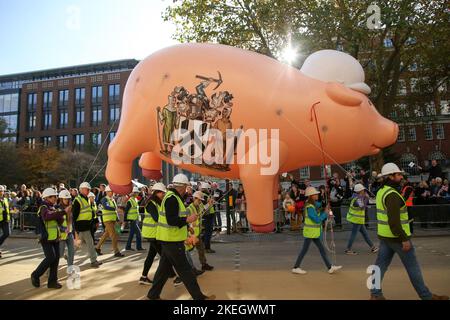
[0,0,178,75]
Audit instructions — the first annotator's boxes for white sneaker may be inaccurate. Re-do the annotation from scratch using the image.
[291,268,307,274]
[328,265,342,274]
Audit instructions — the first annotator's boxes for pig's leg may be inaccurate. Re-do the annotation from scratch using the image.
[139,152,163,181]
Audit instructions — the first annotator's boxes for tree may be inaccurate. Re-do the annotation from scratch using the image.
[163,0,449,171]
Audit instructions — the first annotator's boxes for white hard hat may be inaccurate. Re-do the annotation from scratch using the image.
[0,185,5,192]
[58,190,71,199]
[132,186,140,193]
[79,182,91,190]
[353,184,366,193]
[200,182,211,190]
[381,163,405,176]
[305,186,320,197]
[42,188,58,199]
[105,185,112,192]
[300,49,371,94]
[172,173,190,186]
[193,191,205,200]
[88,192,95,198]
[151,183,167,193]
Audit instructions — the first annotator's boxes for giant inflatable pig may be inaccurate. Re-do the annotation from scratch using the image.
[106,43,398,233]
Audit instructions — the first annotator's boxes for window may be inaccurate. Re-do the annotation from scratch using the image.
[440,100,449,115]
[407,127,416,141]
[42,136,52,147]
[27,93,37,131]
[397,126,405,142]
[0,93,19,113]
[383,38,393,48]
[109,131,116,142]
[58,90,69,129]
[109,103,120,123]
[91,86,103,105]
[75,88,85,106]
[424,124,433,140]
[410,78,419,92]
[408,62,418,72]
[92,105,102,126]
[0,115,18,134]
[91,133,102,147]
[58,90,69,107]
[42,91,52,130]
[400,153,419,175]
[58,135,68,150]
[435,124,445,140]
[108,84,120,102]
[425,102,436,116]
[26,138,36,149]
[299,167,310,179]
[74,134,84,151]
[398,80,407,95]
[108,84,120,123]
[75,107,85,127]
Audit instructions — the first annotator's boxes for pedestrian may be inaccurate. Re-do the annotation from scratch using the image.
[401,179,415,233]
[211,182,223,232]
[96,185,124,257]
[88,192,99,245]
[57,189,75,267]
[0,185,11,258]
[31,188,65,289]
[200,182,216,253]
[125,187,145,251]
[147,173,215,300]
[139,183,167,285]
[72,182,102,268]
[96,184,107,204]
[187,191,214,272]
[344,184,378,255]
[291,186,342,275]
[328,173,344,230]
[282,193,295,226]
[370,163,448,300]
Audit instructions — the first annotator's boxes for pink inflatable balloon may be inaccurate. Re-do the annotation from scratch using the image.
[106,43,398,233]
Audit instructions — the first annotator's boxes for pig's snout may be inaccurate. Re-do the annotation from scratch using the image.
[372,118,398,152]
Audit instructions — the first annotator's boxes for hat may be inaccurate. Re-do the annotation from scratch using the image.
[305,187,320,197]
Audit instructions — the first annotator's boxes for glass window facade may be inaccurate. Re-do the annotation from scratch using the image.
[27,93,37,131]
[58,135,68,149]
[424,124,433,140]
[58,89,69,129]
[74,134,85,151]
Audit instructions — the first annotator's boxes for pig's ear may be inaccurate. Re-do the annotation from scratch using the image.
[325,82,363,107]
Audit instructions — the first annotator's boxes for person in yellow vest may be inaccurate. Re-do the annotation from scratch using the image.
[344,184,378,255]
[147,174,215,300]
[88,192,99,245]
[187,191,214,272]
[0,185,11,258]
[139,183,167,285]
[370,163,448,300]
[72,182,102,268]
[31,188,66,289]
[57,189,75,266]
[125,187,145,251]
[292,186,342,275]
[96,185,124,257]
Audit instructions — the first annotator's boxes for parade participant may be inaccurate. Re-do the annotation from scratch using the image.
[292,187,342,275]
[96,185,124,257]
[72,182,102,268]
[187,191,214,271]
[88,192,99,245]
[0,185,11,258]
[200,182,216,253]
[31,188,65,289]
[344,184,378,255]
[58,189,75,267]
[370,163,448,300]
[401,179,415,233]
[139,183,167,285]
[125,187,145,251]
[147,174,215,300]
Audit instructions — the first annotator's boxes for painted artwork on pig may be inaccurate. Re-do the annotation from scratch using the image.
[106,43,398,233]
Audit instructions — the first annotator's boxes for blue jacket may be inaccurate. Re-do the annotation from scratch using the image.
[306,201,328,224]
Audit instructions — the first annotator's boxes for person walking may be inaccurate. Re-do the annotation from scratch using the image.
[292,187,342,275]
[0,185,11,258]
[88,192,99,245]
[200,182,216,253]
[344,184,378,255]
[57,189,75,267]
[31,188,65,289]
[72,182,102,268]
[370,163,448,300]
[125,187,145,251]
[96,185,124,257]
[147,174,215,300]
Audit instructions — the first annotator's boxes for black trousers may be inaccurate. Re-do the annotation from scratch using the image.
[142,239,161,276]
[0,221,10,246]
[148,241,205,300]
[330,204,342,227]
[32,241,60,285]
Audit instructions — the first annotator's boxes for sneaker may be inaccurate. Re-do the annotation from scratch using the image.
[431,294,449,300]
[204,294,216,300]
[137,248,146,251]
[291,268,307,275]
[194,269,205,276]
[95,248,103,256]
[205,249,216,254]
[114,252,125,257]
[173,277,183,287]
[31,274,40,288]
[139,276,153,285]
[328,265,343,274]
[202,264,214,271]
[371,246,379,253]
[90,261,102,268]
[47,282,63,289]
[344,250,358,255]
